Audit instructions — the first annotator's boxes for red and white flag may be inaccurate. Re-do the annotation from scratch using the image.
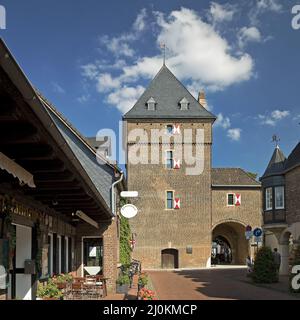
[174,198,181,209]
[235,194,241,206]
[173,159,181,169]
[173,124,181,134]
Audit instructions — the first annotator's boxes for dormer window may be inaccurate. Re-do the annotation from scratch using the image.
[147,97,156,111]
[179,97,189,110]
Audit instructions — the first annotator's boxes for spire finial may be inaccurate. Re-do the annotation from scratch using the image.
[160,43,166,65]
[272,134,280,148]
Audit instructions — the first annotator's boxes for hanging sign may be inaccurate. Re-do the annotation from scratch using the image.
[120,204,138,219]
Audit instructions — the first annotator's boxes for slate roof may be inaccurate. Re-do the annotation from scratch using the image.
[38,94,121,210]
[123,65,216,120]
[212,168,261,186]
[284,142,300,172]
[261,146,286,179]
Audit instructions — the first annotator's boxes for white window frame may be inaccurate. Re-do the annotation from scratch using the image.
[165,150,174,169]
[227,193,235,207]
[81,236,103,277]
[57,235,62,274]
[166,190,175,210]
[275,186,285,210]
[265,187,273,211]
[48,233,53,276]
[65,237,69,273]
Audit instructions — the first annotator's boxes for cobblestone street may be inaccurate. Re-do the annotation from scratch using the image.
[148,268,300,300]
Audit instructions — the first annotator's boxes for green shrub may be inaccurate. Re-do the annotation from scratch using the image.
[252,247,278,283]
[116,274,130,286]
[37,279,63,299]
[119,213,132,266]
[290,245,300,293]
[138,273,149,287]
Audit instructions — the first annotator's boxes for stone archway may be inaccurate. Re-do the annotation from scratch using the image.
[279,231,293,275]
[212,222,249,265]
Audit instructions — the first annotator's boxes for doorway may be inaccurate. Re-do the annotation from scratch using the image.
[82,237,103,276]
[9,224,32,300]
[212,236,232,265]
[161,249,179,269]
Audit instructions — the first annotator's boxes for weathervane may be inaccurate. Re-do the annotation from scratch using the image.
[160,42,166,65]
[272,134,280,148]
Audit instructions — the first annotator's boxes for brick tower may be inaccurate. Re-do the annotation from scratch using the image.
[123,65,216,269]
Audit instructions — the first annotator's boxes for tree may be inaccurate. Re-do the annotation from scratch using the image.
[252,247,279,283]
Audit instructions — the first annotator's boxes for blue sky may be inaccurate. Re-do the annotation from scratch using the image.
[0,0,299,176]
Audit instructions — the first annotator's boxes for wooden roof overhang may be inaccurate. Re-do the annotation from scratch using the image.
[0,40,114,224]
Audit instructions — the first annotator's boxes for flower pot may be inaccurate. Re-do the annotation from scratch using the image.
[116,284,129,294]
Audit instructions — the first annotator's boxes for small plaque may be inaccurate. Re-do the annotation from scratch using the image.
[186,246,193,254]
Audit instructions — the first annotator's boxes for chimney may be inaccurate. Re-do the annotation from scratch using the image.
[198,90,207,108]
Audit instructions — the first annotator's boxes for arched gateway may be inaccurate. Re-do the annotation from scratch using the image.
[212,222,249,265]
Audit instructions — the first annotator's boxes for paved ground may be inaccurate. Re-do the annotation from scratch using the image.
[148,268,300,300]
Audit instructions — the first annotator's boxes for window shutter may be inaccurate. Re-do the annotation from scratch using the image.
[173,159,181,169]
[174,198,181,209]
[235,194,241,206]
[173,124,181,134]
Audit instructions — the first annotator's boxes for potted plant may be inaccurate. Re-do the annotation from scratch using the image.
[36,279,63,300]
[138,288,158,300]
[116,274,130,294]
[138,273,148,292]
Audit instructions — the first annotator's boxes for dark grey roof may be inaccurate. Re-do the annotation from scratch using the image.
[40,99,117,210]
[212,168,261,186]
[261,146,286,179]
[123,65,216,120]
[284,142,300,172]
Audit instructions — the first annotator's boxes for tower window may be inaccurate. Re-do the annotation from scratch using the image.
[166,151,174,169]
[146,97,156,111]
[166,191,174,209]
[275,186,284,209]
[227,194,235,206]
[166,125,173,135]
[179,97,189,110]
[265,187,273,211]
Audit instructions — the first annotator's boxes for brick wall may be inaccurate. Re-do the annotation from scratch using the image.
[286,167,300,225]
[126,120,213,269]
[212,188,262,228]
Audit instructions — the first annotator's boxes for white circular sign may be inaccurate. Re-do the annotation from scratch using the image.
[120,204,138,219]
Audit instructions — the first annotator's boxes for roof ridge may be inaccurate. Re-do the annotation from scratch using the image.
[35,90,120,172]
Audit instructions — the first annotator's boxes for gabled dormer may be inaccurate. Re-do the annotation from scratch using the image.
[146,97,156,111]
[179,97,189,110]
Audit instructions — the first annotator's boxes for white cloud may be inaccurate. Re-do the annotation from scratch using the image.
[227,128,242,141]
[258,110,290,126]
[77,94,90,104]
[215,113,231,129]
[106,85,145,113]
[249,0,283,25]
[133,8,147,32]
[51,82,65,94]
[209,2,236,23]
[238,26,262,48]
[257,0,282,12]
[100,34,135,58]
[98,8,147,58]
[82,7,256,113]
[97,73,121,92]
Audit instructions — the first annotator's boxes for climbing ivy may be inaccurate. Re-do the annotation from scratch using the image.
[119,198,132,266]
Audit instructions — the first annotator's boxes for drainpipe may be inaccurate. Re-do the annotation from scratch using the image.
[111,171,124,217]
